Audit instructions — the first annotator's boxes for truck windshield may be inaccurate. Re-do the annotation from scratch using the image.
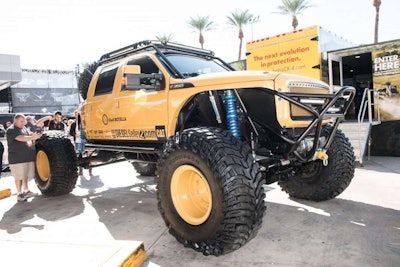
[165,54,230,78]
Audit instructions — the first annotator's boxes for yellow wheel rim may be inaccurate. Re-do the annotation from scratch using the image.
[170,165,212,225]
[36,150,50,182]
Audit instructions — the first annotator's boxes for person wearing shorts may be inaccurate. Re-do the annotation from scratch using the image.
[6,113,42,202]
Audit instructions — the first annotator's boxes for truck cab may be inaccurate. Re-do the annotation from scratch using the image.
[34,40,356,257]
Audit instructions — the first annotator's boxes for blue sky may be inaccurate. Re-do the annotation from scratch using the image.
[1,0,398,70]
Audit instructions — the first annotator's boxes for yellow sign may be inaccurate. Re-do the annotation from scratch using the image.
[246,26,321,79]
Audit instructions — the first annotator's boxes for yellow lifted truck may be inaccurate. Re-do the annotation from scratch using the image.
[34,40,355,256]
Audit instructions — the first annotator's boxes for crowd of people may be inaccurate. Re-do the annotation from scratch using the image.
[1,110,90,202]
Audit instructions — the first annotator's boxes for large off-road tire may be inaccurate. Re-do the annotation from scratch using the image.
[132,162,156,176]
[278,126,355,201]
[156,127,266,256]
[35,130,78,196]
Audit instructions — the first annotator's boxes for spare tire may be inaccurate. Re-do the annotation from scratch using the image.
[35,130,78,196]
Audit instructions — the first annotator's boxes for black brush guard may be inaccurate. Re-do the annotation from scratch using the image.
[238,86,355,163]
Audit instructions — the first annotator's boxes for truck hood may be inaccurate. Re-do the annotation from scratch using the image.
[173,70,330,93]
[181,70,279,88]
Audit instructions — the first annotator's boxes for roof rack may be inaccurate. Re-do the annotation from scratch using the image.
[99,40,151,63]
[98,40,215,66]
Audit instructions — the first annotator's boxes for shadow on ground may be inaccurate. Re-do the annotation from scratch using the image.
[0,174,165,245]
[143,194,400,267]
[0,194,85,234]
[1,172,399,267]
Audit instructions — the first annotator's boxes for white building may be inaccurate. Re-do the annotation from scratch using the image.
[0,53,80,116]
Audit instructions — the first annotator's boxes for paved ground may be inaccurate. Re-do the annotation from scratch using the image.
[0,157,399,267]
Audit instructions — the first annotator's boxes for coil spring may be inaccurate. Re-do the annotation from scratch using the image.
[225,90,241,137]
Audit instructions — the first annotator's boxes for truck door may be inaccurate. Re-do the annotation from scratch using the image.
[328,53,343,92]
[84,63,120,140]
[112,56,168,142]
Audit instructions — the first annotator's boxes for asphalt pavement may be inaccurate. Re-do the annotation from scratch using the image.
[0,157,399,267]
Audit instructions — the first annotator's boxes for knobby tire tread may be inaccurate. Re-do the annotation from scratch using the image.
[35,131,78,196]
[132,162,157,176]
[278,127,355,201]
[156,127,266,256]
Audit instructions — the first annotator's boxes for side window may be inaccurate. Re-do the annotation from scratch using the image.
[126,56,164,89]
[94,64,119,96]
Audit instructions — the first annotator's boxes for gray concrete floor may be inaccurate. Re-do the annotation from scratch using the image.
[0,157,399,267]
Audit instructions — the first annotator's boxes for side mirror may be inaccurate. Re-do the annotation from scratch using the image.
[122,65,163,90]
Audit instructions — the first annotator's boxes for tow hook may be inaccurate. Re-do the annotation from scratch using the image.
[316,150,329,166]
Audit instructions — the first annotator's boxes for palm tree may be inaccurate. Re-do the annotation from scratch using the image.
[227,9,254,61]
[187,16,214,49]
[276,0,313,30]
[373,0,382,43]
[155,33,174,43]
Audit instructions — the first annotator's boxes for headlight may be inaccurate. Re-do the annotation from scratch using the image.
[296,136,327,156]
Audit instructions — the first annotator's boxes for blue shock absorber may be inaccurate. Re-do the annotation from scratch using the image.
[225,89,241,137]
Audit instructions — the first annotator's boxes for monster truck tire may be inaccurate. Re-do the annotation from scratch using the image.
[132,162,156,176]
[156,127,265,256]
[34,130,78,196]
[278,126,355,201]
